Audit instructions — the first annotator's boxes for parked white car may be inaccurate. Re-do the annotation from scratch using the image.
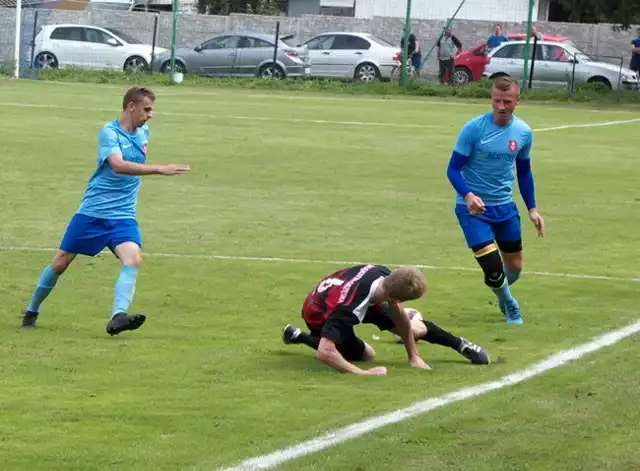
[302,32,400,82]
[33,24,166,72]
[483,39,640,90]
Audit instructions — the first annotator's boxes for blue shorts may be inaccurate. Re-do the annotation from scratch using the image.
[455,202,521,251]
[59,213,142,257]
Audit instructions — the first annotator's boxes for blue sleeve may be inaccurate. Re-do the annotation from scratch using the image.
[515,131,536,209]
[447,152,471,198]
[98,127,121,164]
[447,122,476,198]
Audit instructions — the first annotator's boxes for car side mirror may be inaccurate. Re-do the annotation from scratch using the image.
[106,38,119,47]
[194,45,203,52]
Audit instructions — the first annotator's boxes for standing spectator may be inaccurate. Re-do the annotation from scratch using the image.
[401,33,422,77]
[437,27,462,85]
[487,24,509,50]
[530,25,543,40]
[630,27,640,74]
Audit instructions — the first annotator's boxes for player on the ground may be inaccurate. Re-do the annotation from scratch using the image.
[446,76,545,325]
[282,264,489,375]
[21,86,190,335]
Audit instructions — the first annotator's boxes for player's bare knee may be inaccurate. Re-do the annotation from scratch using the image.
[473,244,505,288]
[503,253,524,273]
[51,251,75,274]
[411,318,427,338]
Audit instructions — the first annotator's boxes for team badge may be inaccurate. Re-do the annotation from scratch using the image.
[508,140,518,152]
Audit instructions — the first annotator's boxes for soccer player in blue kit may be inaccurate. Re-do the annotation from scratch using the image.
[21,86,190,335]
[447,76,545,325]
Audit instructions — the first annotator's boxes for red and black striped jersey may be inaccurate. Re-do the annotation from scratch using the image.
[302,264,391,329]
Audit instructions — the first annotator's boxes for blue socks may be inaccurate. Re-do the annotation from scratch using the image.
[491,279,514,306]
[111,265,138,317]
[505,267,521,285]
[112,264,139,317]
[27,265,61,313]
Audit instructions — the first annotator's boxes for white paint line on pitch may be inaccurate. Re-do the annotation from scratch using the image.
[1,246,638,283]
[218,320,640,471]
[4,78,639,115]
[1,101,639,131]
[0,102,439,129]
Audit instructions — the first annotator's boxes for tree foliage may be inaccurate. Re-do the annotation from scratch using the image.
[555,0,640,29]
[197,0,287,15]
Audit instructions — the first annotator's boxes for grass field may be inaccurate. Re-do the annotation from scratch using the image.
[1,79,639,471]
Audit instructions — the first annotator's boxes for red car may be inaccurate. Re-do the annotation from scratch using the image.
[452,33,569,85]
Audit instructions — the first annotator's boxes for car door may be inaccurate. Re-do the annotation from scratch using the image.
[47,26,87,68]
[305,34,337,77]
[235,36,273,77]
[488,43,526,80]
[328,34,372,78]
[82,27,126,70]
[536,44,577,88]
[192,35,240,76]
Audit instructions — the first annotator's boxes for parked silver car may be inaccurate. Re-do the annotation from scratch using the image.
[151,32,310,78]
[483,39,640,90]
[302,32,400,82]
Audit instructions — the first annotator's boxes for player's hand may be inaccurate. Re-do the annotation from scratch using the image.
[529,209,545,237]
[464,193,485,215]
[158,164,190,176]
[409,356,432,370]
[363,366,388,376]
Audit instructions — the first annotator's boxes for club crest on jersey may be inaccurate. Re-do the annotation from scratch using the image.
[508,140,518,152]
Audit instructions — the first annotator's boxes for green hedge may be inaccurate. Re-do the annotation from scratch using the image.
[7,67,640,105]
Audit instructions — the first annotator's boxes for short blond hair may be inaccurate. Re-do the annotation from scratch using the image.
[493,75,520,93]
[382,267,427,301]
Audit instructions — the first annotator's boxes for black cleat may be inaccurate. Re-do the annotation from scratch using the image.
[459,338,490,365]
[282,324,302,344]
[21,310,39,328]
[106,312,146,336]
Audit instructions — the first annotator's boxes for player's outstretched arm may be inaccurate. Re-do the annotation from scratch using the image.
[317,338,386,375]
[388,303,431,370]
[107,154,190,176]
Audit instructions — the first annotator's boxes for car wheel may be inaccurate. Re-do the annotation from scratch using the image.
[258,63,284,79]
[124,56,148,73]
[587,76,612,90]
[452,67,472,85]
[354,62,380,83]
[34,52,58,69]
[161,61,186,74]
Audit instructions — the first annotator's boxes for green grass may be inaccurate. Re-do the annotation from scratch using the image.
[0,79,639,471]
[6,66,640,106]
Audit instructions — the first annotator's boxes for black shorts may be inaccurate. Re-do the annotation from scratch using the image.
[305,304,396,362]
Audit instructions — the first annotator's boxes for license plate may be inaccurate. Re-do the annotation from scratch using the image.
[305,67,311,74]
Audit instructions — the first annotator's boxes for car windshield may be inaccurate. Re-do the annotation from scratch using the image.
[103,27,143,44]
[563,43,593,62]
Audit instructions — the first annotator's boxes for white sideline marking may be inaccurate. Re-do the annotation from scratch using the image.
[0,102,437,129]
[1,246,639,283]
[3,78,639,114]
[535,118,640,132]
[2,101,638,131]
[219,320,640,471]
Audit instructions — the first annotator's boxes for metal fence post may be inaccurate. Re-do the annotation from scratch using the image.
[527,34,538,90]
[272,21,280,77]
[29,10,38,70]
[150,13,159,74]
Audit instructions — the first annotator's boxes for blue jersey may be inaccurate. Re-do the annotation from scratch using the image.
[76,120,150,220]
[487,35,509,49]
[453,112,533,206]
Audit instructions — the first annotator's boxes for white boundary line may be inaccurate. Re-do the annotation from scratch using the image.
[1,101,639,131]
[1,246,638,283]
[219,319,640,471]
[2,78,639,115]
[0,102,439,129]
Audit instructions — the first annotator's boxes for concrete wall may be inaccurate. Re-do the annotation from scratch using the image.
[0,7,636,75]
